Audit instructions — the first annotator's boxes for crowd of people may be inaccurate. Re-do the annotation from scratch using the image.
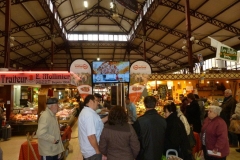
[35,88,240,160]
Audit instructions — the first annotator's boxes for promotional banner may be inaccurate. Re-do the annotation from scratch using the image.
[208,37,239,62]
[70,59,92,99]
[0,71,70,85]
[129,60,152,103]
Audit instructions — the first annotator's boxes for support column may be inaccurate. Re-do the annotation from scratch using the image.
[142,11,146,61]
[4,0,11,68]
[185,0,193,73]
[50,8,55,71]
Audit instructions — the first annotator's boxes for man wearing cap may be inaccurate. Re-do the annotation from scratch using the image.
[78,94,108,160]
[36,98,64,160]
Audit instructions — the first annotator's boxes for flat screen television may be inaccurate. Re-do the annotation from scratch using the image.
[92,61,130,83]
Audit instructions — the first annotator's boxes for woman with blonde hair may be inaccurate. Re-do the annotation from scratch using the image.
[201,105,229,160]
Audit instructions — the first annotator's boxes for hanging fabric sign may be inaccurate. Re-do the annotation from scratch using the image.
[129,60,152,103]
[70,59,92,99]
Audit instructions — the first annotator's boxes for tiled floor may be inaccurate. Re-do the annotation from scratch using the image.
[0,121,239,160]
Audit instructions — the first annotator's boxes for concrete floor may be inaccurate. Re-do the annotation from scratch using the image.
[0,121,239,160]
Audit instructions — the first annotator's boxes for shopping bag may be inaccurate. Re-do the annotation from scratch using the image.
[229,120,240,134]
[166,149,183,160]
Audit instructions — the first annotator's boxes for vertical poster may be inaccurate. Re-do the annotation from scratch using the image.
[129,61,152,103]
[70,59,92,99]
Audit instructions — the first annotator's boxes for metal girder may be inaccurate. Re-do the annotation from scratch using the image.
[0,0,31,8]
[62,5,134,27]
[161,0,240,35]
[68,9,95,31]
[135,34,188,56]
[132,44,183,65]
[26,55,51,70]
[112,43,116,60]
[129,0,160,41]
[68,6,130,33]
[25,44,65,69]
[38,0,63,36]
[100,8,128,33]
[0,34,60,57]
[10,43,65,67]
[132,48,166,71]
[52,0,68,9]
[0,18,50,37]
[146,19,216,52]
[68,41,127,48]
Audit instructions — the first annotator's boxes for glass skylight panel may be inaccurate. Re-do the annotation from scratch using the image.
[59,20,62,28]
[205,59,209,69]
[88,34,93,41]
[84,34,88,40]
[50,2,53,13]
[99,34,104,41]
[92,34,98,40]
[119,35,123,41]
[79,34,83,40]
[123,35,127,41]
[104,35,108,41]
[114,35,118,41]
[68,34,74,40]
[109,35,113,40]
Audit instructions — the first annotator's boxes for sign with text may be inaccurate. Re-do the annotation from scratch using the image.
[0,71,70,85]
[209,36,239,62]
[70,59,92,99]
[219,46,238,62]
[129,61,152,103]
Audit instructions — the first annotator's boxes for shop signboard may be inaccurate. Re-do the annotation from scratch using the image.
[208,36,239,62]
[70,59,92,99]
[129,60,152,103]
[219,46,238,61]
[0,71,70,85]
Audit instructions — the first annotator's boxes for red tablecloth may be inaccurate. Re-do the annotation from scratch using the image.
[61,126,72,141]
[18,140,40,160]
[192,132,202,155]
[18,126,72,160]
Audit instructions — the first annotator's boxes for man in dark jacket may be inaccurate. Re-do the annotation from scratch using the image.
[186,93,202,133]
[133,96,167,160]
[220,89,238,147]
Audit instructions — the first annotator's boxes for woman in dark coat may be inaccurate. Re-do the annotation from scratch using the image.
[163,103,193,160]
[99,106,140,160]
[186,93,202,133]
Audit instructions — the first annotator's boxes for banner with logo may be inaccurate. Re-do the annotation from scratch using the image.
[208,37,239,62]
[70,59,92,99]
[129,61,152,103]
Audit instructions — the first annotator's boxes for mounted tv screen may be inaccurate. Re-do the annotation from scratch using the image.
[92,61,130,83]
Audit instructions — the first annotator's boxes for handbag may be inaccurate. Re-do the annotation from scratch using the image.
[188,127,196,148]
[229,119,240,134]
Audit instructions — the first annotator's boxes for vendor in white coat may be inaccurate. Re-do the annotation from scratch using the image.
[37,98,64,160]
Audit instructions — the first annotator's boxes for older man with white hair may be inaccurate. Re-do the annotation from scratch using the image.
[37,98,64,160]
[220,89,238,147]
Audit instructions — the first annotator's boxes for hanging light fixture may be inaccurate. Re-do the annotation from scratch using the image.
[9,36,15,47]
[83,0,88,8]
